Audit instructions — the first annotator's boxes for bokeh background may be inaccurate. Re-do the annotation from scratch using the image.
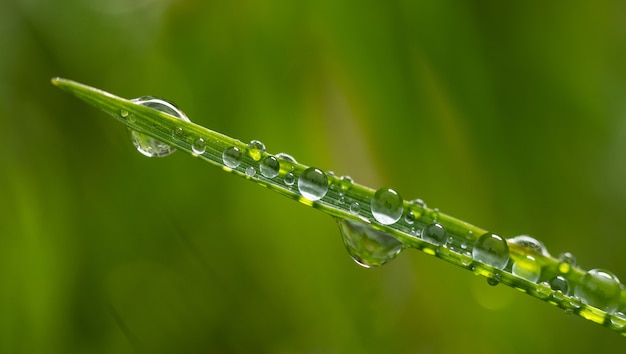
[2,0,626,353]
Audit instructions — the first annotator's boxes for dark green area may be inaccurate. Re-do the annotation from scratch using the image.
[2,1,626,353]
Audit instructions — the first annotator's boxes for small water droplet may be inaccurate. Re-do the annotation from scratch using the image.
[410,198,427,209]
[284,172,295,186]
[487,273,501,286]
[422,222,447,246]
[536,282,553,299]
[371,188,404,225]
[172,127,184,139]
[610,312,626,330]
[260,156,280,178]
[337,218,404,268]
[558,252,576,274]
[120,110,129,118]
[349,202,360,215]
[298,167,328,201]
[247,140,266,161]
[574,269,621,313]
[549,275,570,295]
[222,146,243,168]
[128,96,190,158]
[508,235,549,256]
[472,232,509,270]
[512,254,541,282]
[404,210,415,225]
[245,166,256,177]
[192,137,206,155]
[275,152,297,163]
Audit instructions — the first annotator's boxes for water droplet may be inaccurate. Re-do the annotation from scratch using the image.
[512,254,541,282]
[404,210,415,225]
[192,137,206,155]
[508,235,549,256]
[422,222,447,246]
[298,167,328,201]
[120,110,129,118]
[349,202,360,215]
[558,252,576,274]
[337,218,404,268]
[172,127,184,139]
[245,166,256,177]
[284,172,295,186]
[536,282,553,299]
[128,96,190,157]
[260,156,280,178]
[371,188,404,225]
[247,140,266,161]
[549,275,570,295]
[610,312,626,330]
[574,269,621,313]
[410,198,427,209]
[275,152,297,163]
[487,273,501,286]
[472,232,509,270]
[222,146,243,168]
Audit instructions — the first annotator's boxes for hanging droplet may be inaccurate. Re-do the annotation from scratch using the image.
[511,254,541,282]
[337,218,404,268]
[370,188,404,225]
[247,140,266,161]
[487,273,501,286]
[421,222,447,246]
[192,137,206,155]
[222,146,243,168]
[297,167,328,201]
[548,275,570,295]
[349,202,360,215]
[128,96,190,158]
[558,252,577,274]
[284,172,295,186]
[472,232,509,270]
[574,269,621,313]
[508,235,550,256]
[245,166,256,177]
[260,156,280,178]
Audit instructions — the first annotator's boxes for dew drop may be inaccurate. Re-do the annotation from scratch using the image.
[260,156,280,178]
[222,146,243,168]
[404,210,415,225]
[337,218,404,268]
[472,232,509,270]
[508,235,549,256]
[349,202,360,215]
[245,166,256,177]
[339,176,354,193]
[410,198,427,209]
[558,252,576,274]
[487,273,501,286]
[275,152,297,163]
[247,140,266,161]
[120,110,129,118]
[371,188,404,225]
[284,172,295,186]
[172,127,184,139]
[536,282,553,299]
[549,275,570,295]
[422,222,447,246]
[574,269,621,313]
[297,167,328,201]
[511,254,541,282]
[610,312,626,330]
[192,137,206,155]
[128,96,190,158]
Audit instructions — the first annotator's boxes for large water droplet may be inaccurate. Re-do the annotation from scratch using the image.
[422,222,447,246]
[222,146,242,168]
[337,218,404,268]
[260,156,280,178]
[298,167,328,201]
[472,233,509,270]
[129,96,190,157]
[508,235,549,256]
[574,269,621,313]
[247,140,266,161]
[512,254,541,282]
[371,188,403,225]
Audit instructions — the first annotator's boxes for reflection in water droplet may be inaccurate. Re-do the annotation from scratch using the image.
[192,137,206,155]
[245,166,256,177]
[260,156,280,178]
[472,233,509,270]
[298,167,328,201]
[422,222,447,246]
[337,218,404,268]
[222,146,242,168]
[549,275,570,295]
[371,188,404,225]
[574,269,621,313]
[349,202,360,215]
[247,140,266,161]
[284,172,295,186]
[128,96,190,157]
[512,254,541,282]
[508,235,549,256]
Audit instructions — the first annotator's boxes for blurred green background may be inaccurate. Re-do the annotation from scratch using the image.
[2,0,626,353]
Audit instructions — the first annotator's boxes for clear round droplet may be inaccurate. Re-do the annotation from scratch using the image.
[275,152,297,163]
[260,156,280,178]
[129,96,190,158]
[349,202,360,215]
[192,137,206,155]
[487,273,501,286]
[549,275,570,295]
[371,188,404,225]
[508,235,549,256]
[245,166,256,177]
[297,167,328,201]
[512,254,541,282]
[337,218,404,268]
[247,140,266,161]
[222,146,243,168]
[410,198,427,209]
[472,232,509,270]
[404,210,415,225]
[558,252,577,274]
[120,110,129,118]
[574,269,621,313]
[284,172,295,186]
[422,222,447,246]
